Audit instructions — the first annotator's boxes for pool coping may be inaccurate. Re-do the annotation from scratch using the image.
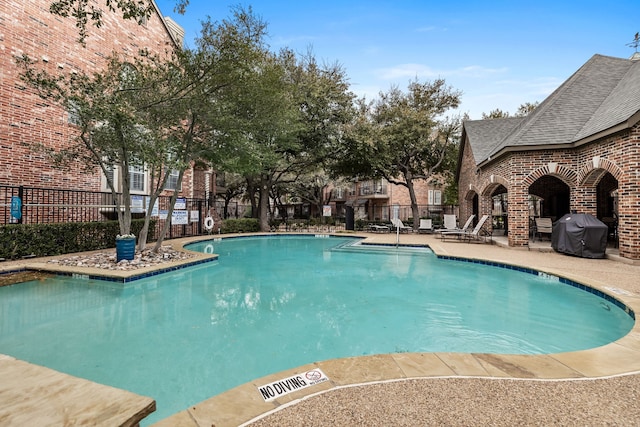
[1,232,640,426]
[153,233,640,427]
[0,238,219,427]
[0,240,219,283]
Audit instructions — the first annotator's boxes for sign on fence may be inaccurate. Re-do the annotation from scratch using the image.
[131,195,145,213]
[171,210,188,225]
[10,196,22,220]
[175,198,186,210]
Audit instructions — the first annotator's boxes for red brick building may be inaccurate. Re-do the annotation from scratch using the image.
[457,54,640,261]
[332,178,449,224]
[0,1,217,227]
[1,1,174,187]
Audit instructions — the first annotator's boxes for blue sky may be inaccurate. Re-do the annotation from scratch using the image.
[155,0,639,119]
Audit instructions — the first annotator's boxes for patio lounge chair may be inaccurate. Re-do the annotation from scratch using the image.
[390,218,412,233]
[441,214,457,231]
[440,215,490,242]
[369,223,390,233]
[418,218,433,233]
[436,214,475,234]
[535,217,553,241]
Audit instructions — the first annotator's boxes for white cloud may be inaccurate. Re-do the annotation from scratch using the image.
[374,63,509,81]
[453,65,509,78]
[351,60,564,119]
[457,76,563,119]
[374,63,439,80]
[493,77,562,97]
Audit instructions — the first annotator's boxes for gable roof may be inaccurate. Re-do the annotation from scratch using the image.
[461,117,524,165]
[462,54,640,169]
[151,1,183,49]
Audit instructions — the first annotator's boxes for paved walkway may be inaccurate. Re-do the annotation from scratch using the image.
[2,232,640,426]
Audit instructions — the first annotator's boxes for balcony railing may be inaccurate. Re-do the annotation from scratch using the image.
[359,185,388,196]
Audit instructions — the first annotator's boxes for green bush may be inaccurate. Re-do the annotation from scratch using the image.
[309,217,336,226]
[0,219,154,259]
[355,219,367,231]
[220,218,260,233]
[269,218,283,229]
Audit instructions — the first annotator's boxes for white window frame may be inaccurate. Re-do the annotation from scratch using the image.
[102,164,148,195]
[129,165,145,193]
[428,190,442,205]
[164,169,181,191]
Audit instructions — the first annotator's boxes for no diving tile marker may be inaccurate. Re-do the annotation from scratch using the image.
[258,369,329,402]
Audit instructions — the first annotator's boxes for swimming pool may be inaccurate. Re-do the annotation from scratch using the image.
[0,235,633,425]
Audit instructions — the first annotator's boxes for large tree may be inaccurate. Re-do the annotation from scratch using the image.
[347,79,462,229]
[16,53,164,240]
[289,172,342,222]
[206,46,294,230]
[17,6,268,251]
[217,47,354,231]
[136,7,269,249]
[275,52,356,224]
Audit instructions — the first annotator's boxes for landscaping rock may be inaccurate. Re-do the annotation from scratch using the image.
[47,246,194,271]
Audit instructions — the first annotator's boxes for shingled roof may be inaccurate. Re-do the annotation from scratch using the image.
[461,54,640,169]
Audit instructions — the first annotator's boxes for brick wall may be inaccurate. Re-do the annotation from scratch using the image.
[387,179,435,206]
[459,124,640,260]
[0,0,179,191]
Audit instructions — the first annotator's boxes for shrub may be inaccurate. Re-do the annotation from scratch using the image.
[220,218,260,233]
[355,219,368,231]
[0,219,154,259]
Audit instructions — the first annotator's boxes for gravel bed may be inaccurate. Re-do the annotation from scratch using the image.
[45,246,194,271]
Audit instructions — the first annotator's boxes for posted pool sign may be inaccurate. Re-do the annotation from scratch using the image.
[10,196,22,220]
[258,369,329,402]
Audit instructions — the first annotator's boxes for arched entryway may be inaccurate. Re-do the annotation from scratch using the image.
[528,176,571,221]
[471,193,479,224]
[595,171,618,245]
[461,189,479,228]
[490,184,508,235]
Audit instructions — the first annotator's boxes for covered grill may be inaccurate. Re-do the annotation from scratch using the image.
[551,213,608,258]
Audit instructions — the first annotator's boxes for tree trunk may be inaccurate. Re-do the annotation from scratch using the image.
[118,157,133,237]
[138,165,173,252]
[246,179,258,219]
[137,192,159,252]
[406,178,420,230]
[152,169,186,252]
[258,174,271,231]
[223,199,229,219]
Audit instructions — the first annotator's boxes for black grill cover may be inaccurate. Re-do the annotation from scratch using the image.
[551,213,608,258]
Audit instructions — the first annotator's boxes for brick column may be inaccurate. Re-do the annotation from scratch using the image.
[507,183,529,247]
[618,179,640,260]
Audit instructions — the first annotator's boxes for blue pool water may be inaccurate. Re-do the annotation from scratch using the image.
[0,235,633,425]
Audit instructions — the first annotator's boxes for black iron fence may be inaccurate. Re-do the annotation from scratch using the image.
[1,184,457,236]
[0,184,212,240]
[359,204,455,223]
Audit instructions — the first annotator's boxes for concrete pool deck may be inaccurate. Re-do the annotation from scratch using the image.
[2,232,640,425]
